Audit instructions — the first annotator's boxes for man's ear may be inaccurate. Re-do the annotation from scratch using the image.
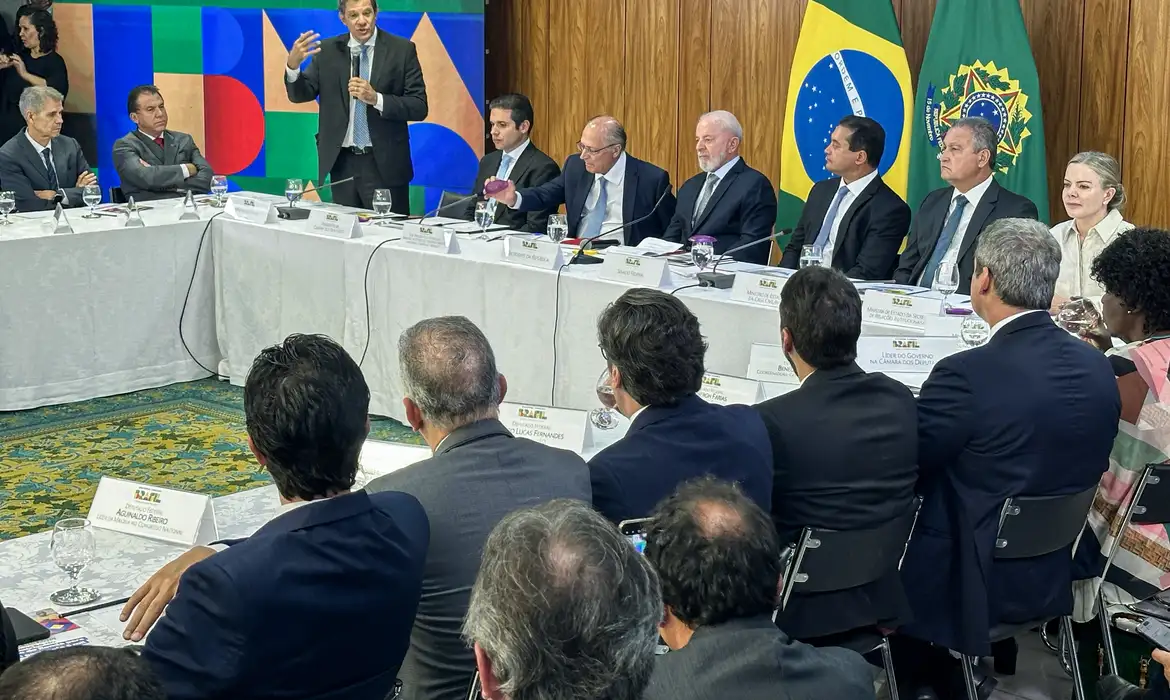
[403,397,424,432]
[474,643,501,700]
[781,327,794,354]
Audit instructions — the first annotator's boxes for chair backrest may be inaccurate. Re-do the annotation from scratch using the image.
[110,186,126,204]
[993,485,1097,560]
[780,505,918,610]
[1129,463,1170,526]
[441,190,468,211]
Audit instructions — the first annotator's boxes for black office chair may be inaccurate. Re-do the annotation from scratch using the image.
[440,190,470,216]
[957,486,1098,700]
[1095,463,1170,676]
[110,186,126,204]
[777,506,920,700]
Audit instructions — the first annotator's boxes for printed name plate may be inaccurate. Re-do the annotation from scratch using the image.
[503,236,564,270]
[599,254,673,288]
[225,195,277,224]
[87,476,217,547]
[730,269,794,307]
[697,372,764,406]
[499,402,589,453]
[746,343,801,385]
[855,336,962,375]
[306,209,362,239]
[861,291,944,333]
[401,222,460,254]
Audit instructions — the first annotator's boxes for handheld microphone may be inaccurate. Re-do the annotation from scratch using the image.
[568,186,673,266]
[349,45,361,79]
[275,176,356,219]
[695,230,787,288]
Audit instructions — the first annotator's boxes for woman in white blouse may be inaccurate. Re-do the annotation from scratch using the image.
[1050,151,1134,309]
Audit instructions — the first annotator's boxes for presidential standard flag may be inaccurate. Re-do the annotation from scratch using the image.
[908,0,1048,221]
[778,0,912,230]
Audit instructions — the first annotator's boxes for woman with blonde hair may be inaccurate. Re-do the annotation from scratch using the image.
[1050,151,1134,309]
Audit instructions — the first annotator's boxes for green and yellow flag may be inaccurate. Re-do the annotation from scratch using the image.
[778,0,913,230]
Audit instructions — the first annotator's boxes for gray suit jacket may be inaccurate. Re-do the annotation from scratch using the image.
[0,129,90,212]
[112,130,213,201]
[643,616,876,700]
[365,418,591,700]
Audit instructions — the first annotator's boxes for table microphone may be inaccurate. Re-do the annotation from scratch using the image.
[696,230,788,289]
[568,187,673,265]
[276,177,355,220]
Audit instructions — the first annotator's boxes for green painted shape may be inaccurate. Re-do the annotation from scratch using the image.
[62,0,482,12]
[151,6,203,75]
[228,175,289,198]
[264,111,320,184]
[409,185,424,215]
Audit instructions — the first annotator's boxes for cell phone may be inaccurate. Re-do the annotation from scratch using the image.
[619,518,650,554]
[1136,617,1170,652]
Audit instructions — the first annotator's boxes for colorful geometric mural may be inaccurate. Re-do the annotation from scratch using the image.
[55,0,484,213]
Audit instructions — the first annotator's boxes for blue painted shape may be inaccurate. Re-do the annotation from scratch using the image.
[407,123,477,191]
[203,7,266,176]
[93,5,154,190]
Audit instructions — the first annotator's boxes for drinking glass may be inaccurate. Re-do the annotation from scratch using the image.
[49,518,100,606]
[82,184,101,218]
[547,214,568,243]
[934,261,960,313]
[590,368,618,431]
[1056,297,1103,335]
[372,189,393,222]
[959,315,991,349]
[210,175,228,206]
[799,244,823,268]
[474,200,495,234]
[690,235,716,271]
[284,178,303,207]
[0,190,14,224]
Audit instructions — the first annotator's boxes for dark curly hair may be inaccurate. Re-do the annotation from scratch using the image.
[22,9,57,54]
[644,477,781,627]
[1091,227,1170,336]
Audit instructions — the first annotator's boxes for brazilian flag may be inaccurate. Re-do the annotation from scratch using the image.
[778,0,913,231]
[908,0,1048,221]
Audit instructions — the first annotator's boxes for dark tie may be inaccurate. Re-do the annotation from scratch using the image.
[919,195,968,286]
[154,136,164,149]
[42,148,58,191]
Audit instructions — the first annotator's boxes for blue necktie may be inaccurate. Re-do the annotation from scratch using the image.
[487,154,512,210]
[352,44,371,148]
[580,177,608,239]
[42,148,58,191]
[812,185,850,253]
[920,195,968,286]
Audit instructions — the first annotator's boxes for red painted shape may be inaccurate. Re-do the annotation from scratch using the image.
[203,75,264,174]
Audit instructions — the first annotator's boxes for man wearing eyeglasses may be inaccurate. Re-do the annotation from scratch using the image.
[487,115,675,245]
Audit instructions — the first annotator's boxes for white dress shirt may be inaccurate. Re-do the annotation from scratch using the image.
[1050,208,1133,304]
[27,130,66,203]
[988,309,1050,340]
[822,168,878,261]
[138,130,192,178]
[285,33,386,148]
[931,174,996,290]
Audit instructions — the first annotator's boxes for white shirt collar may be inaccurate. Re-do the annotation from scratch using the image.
[842,168,879,197]
[988,309,1049,339]
[348,32,376,48]
[599,151,627,187]
[25,129,50,153]
[798,369,815,386]
[1059,208,1127,246]
[502,138,530,162]
[138,129,163,141]
[629,405,647,424]
[952,173,995,210]
[709,155,741,181]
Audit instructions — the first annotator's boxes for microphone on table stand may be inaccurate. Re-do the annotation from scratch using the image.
[275,177,355,220]
[695,230,789,288]
[567,186,673,265]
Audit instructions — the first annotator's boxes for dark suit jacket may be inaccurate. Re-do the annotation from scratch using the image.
[112,130,213,201]
[780,175,911,280]
[285,29,428,187]
[461,143,560,232]
[0,129,90,211]
[0,602,16,675]
[365,419,592,700]
[755,363,918,642]
[901,312,1120,656]
[514,152,675,245]
[142,491,429,700]
[642,615,875,700]
[893,179,1038,294]
[663,158,778,265]
[589,394,773,523]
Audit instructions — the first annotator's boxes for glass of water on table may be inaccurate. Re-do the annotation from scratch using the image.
[49,517,100,606]
[547,214,568,243]
[0,190,14,224]
[372,189,393,224]
[82,183,102,218]
[210,175,228,206]
[799,244,823,268]
[934,261,960,314]
[689,235,716,271]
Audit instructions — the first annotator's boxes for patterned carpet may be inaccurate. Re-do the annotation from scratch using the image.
[0,379,420,541]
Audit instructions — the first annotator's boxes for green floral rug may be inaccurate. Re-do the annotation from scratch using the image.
[0,379,420,541]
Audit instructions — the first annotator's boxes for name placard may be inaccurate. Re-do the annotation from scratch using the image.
[306,209,362,239]
[697,372,764,406]
[225,195,277,224]
[862,291,944,333]
[856,336,961,375]
[922,313,966,339]
[87,476,217,547]
[599,254,673,288]
[499,402,589,453]
[730,270,793,307]
[746,343,801,385]
[503,236,564,270]
[401,222,460,254]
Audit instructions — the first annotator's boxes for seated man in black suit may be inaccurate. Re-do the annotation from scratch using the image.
[663,110,778,264]
[0,86,95,211]
[365,316,591,700]
[0,646,166,700]
[781,116,910,279]
[894,117,1038,294]
[642,477,874,700]
[754,266,918,649]
[588,288,772,523]
[489,115,675,245]
[897,218,1120,699]
[119,334,430,700]
[459,93,559,232]
[112,85,213,201]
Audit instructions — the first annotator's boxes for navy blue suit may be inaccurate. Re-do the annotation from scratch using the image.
[901,312,1119,656]
[514,152,675,245]
[589,394,773,523]
[143,491,429,700]
[663,158,778,265]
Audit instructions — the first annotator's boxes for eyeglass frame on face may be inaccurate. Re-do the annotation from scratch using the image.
[578,141,621,157]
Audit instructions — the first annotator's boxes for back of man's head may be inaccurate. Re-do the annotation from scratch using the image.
[243,333,370,501]
[597,288,707,407]
[0,646,165,700]
[463,499,661,700]
[399,316,501,432]
[645,477,782,627]
[779,266,862,370]
[973,217,1061,311]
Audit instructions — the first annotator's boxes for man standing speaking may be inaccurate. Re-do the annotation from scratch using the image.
[284,0,427,213]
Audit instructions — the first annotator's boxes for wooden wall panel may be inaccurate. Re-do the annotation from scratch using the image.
[676,0,711,189]
[898,0,937,89]
[484,0,549,153]
[1122,0,1170,228]
[1078,0,1129,161]
[624,0,680,184]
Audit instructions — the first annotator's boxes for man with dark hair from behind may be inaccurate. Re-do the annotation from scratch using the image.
[754,266,918,650]
[0,646,165,700]
[642,477,875,700]
[588,288,772,524]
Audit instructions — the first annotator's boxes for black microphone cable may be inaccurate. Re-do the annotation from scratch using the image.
[178,210,226,379]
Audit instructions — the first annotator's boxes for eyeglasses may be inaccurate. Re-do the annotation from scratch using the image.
[577,142,620,156]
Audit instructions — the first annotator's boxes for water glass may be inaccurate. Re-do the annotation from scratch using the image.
[474,200,495,234]
[49,518,100,606]
[934,262,960,313]
[799,244,823,268]
[82,183,101,218]
[285,178,303,207]
[547,214,568,243]
[1056,297,1103,335]
[0,190,14,224]
[372,189,393,221]
[210,175,228,206]
[959,315,991,349]
[690,235,716,271]
[590,368,618,431]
